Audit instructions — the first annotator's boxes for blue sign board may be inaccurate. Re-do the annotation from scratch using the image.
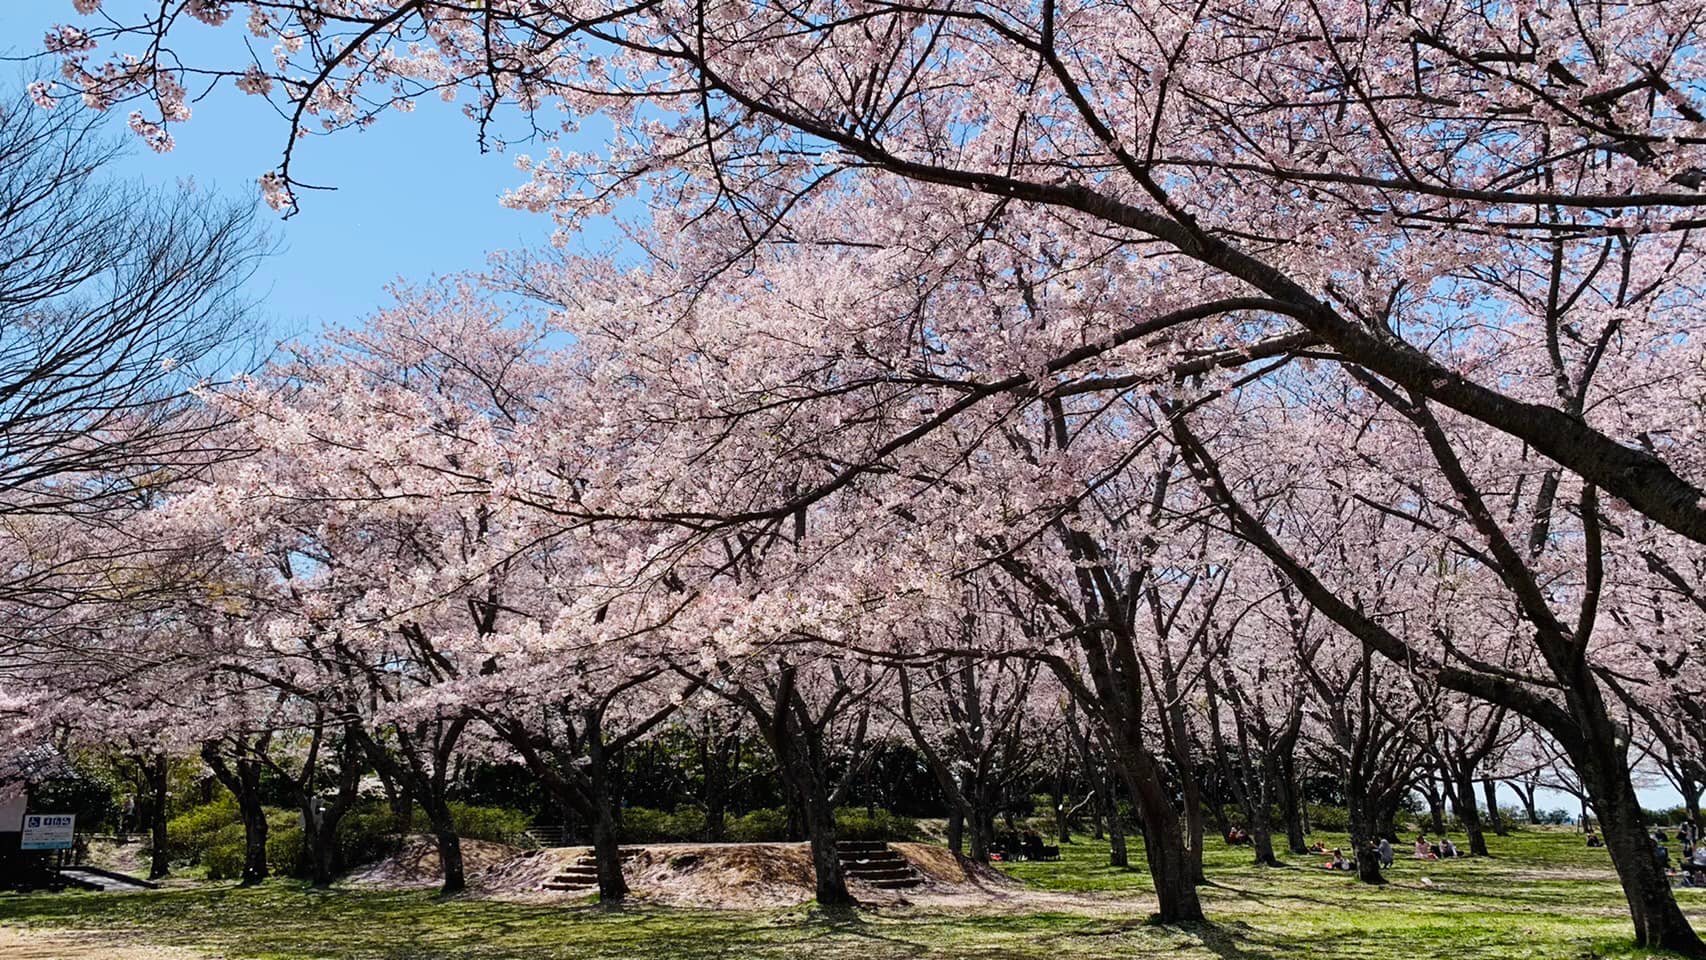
[20,813,74,850]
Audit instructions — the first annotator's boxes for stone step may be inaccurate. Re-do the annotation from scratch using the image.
[842,860,906,871]
[541,880,597,891]
[838,851,904,864]
[846,866,917,882]
[574,855,639,867]
[869,877,922,889]
[552,867,600,880]
[835,840,888,853]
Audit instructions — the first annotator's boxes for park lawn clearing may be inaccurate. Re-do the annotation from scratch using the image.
[1,828,1702,959]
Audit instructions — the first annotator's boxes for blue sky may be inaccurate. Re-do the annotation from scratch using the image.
[2,6,571,343]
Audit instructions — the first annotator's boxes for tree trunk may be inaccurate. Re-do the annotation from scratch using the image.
[1377,793,1400,843]
[1114,749,1204,920]
[1249,817,1278,866]
[591,801,629,903]
[1205,779,1230,839]
[803,785,853,907]
[237,788,270,885]
[423,798,465,895]
[764,697,853,907]
[1181,773,1207,886]
[1515,781,1540,825]
[1140,803,1203,916]
[1100,764,1127,866]
[785,795,805,842]
[705,801,727,843]
[1347,792,1385,886]
[702,738,730,843]
[1583,752,1704,954]
[1053,762,1070,844]
[946,808,964,857]
[1482,778,1508,837]
[1249,776,1279,866]
[963,778,997,863]
[1681,778,1702,844]
[1418,775,1443,834]
[303,800,347,888]
[1452,772,1489,856]
[1277,754,1307,854]
[202,742,272,887]
[586,727,631,905]
[968,805,993,863]
[146,754,170,881]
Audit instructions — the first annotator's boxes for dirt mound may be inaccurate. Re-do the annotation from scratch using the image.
[475,841,1016,909]
[891,842,1018,887]
[626,843,818,908]
[0,928,209,959]
[345,835,524,889]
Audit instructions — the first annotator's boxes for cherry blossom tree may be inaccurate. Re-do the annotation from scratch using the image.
[24,8,1706,948]
[892,606,1052,862]
[51,0,1706,551]
[1422,692,1514,857]
[1204,590,1311,863]
[1166,348,1706,946]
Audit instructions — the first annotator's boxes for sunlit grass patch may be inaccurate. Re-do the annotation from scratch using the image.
[2,827,1702,959]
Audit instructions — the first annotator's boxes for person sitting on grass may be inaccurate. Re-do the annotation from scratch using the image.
[1414,836,1436,860]
[1440,837,1459,859]
[1681,847,1706,886]
[1326,848,1351,871]
[1586,828,1603,848]
[1022,829,1045,862]
[1378,836,1394,868]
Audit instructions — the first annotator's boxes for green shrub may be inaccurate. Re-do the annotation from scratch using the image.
[449,803,531,843]
[620,806,710,842]
[173,800,308,879]
[834,807,921,842]
[267,816,305,877]
[1305,804,1350,832]
[336,804,405,869]
[203,841,245,880]
[166,794,240,863]
[728,807,791,842]
[1647,806,1704,826]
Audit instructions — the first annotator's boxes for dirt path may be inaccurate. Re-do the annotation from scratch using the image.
[0,927,211,959]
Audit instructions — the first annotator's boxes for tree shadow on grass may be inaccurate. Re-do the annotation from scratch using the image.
[1201,878,1347,912]
[1187,921,1286,960]
[1045,917,1283,960]
[778,906,941,958]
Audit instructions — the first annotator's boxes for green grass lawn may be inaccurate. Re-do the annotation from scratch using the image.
[2,828,1701,959]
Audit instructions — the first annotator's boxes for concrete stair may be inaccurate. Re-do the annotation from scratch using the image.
[540,847,643,891]
[836,840,921,889]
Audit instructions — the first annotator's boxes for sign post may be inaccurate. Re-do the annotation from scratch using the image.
[20,814,74,851]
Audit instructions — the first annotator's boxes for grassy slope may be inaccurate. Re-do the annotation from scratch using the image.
[2,828,1701,959]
